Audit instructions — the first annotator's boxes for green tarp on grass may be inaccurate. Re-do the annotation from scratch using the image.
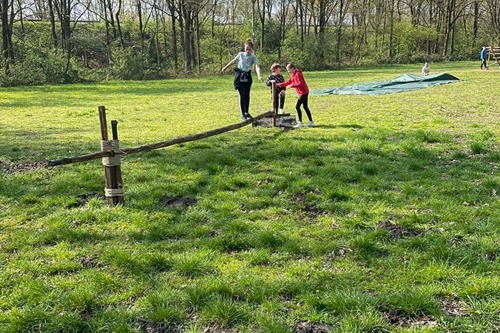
[310,73,460,96]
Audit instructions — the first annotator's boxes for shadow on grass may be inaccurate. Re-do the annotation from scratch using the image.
[2,127,498,262]
[0,80,221,109]
[313,124,364,129]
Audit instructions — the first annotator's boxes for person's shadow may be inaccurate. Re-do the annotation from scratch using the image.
[313,124,364,129]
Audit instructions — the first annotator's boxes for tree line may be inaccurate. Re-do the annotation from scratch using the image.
[0,0,498,86]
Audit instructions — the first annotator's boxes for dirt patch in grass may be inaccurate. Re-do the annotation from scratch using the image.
[79,256,99,268]
[294,321,331,333]
[67,192,105,208]
[441,298,469,316]
[377,220,404,239]
[200,326,235,333]
[325,247,353,261]
[0,160,51,174]
[486,253,498,261]
[376,220,423,239]
[383,309,438,328]
[291,193,328,217]
[79,307,94,321]
[160,195,197,208]
[138,320,184,333]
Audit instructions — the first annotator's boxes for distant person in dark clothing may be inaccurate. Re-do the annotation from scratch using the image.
[266,63,286,114]
[480,47,489,70]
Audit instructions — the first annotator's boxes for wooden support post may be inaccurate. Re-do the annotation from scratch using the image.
[110,120,124,205]
[271,81,277,127]
[98,106,124,206]
[271,81,278,114]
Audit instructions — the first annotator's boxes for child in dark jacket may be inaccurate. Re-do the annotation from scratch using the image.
[279,63,314,128]
[266,63,286,114]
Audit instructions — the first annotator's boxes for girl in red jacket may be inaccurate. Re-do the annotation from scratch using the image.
[279,63,314,128]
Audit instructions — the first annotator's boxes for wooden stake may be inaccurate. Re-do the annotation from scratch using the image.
[110,120,124,205]
[271,81,278,114]
[271,81,277,127]
[99,106,124,206]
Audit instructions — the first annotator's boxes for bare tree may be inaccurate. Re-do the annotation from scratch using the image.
[275,0,292,59]
[256,0,273,50]
[485,0,500,44]
[292,0,305,47]
[435,0,474,56]
[1,0,14,71]
[335,0,350,65]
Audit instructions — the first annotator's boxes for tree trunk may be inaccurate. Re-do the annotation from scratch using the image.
[102,0,112,65]
[336,0,349,66]
[388,0,395,61]
[1,0,13,74]
[297,0,305,48]
[167,0,178,71]
[1,0,13,58]
[137,0,145,48]
[115,0,125,48]
[277,0,290,60]
[257,0,266,51]
[472,1,478,45]
[48,0,58,48]
[155,4,161,66]
[195,7,201,73]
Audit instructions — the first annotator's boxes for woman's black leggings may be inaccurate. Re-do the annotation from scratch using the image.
[237,82,252,116]
[234,70,253,116]
[296,93,313,122]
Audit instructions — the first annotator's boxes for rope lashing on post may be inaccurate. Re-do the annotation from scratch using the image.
[100,139,125,200]
[104,188,124,197]
[100,140,125,167]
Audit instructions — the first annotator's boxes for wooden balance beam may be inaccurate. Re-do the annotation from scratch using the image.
[48,110,275,167]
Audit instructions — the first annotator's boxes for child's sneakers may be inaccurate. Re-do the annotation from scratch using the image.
[294,121,314,128]
[278,108,284,114]
[241,113,253,122]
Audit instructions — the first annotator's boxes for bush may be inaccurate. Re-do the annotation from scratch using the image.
[281,37,316,70]
[0,60,46,86]
[111,46,147,80]
[0,46,80,86]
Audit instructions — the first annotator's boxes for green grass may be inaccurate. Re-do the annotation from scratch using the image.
[0,61,499,332]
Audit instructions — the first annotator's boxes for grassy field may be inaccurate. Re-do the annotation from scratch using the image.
[0,61,499,333]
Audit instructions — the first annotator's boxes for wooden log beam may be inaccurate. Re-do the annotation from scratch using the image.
[48,111,274,167]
